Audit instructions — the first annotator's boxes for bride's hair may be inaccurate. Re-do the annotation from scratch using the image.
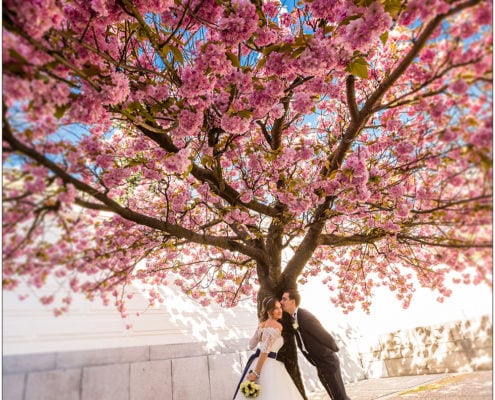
[260,296,277,321]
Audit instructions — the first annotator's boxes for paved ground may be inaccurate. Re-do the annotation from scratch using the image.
[308,370,492,400]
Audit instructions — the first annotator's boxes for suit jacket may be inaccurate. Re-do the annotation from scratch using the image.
[295,308,339,365]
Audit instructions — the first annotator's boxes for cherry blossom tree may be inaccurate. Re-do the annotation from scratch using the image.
[3,0,492,320]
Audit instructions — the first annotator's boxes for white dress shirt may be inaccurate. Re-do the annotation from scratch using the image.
[293,308,308,352]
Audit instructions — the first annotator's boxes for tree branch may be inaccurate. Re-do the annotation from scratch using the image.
[346,75,359,122]
[397,234,492,248]
[3,13,101,91]
[319,231,387,246]
[134,121,280,218]
[2,112,268,264]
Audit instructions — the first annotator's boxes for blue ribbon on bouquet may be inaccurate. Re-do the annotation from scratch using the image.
[232,348,277,399]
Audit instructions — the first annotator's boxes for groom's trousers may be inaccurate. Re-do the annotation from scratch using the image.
[314,350,350,400]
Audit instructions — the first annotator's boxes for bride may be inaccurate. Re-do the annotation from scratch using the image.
[233,296,305,399]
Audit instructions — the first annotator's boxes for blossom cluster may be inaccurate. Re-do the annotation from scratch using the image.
[1,0,492,318]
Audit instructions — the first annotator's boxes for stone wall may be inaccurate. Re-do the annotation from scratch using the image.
[359,314,492,378]
[2,338,326,400]
[3,315,492,400]
[3,339,244,400]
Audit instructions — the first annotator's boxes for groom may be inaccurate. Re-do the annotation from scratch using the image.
[280,289,351,400]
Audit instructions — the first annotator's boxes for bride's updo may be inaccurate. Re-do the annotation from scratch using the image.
[260,296,277,321]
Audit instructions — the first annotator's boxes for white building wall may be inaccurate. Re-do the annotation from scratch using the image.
[3,273,492,357]
[3,280,258,355]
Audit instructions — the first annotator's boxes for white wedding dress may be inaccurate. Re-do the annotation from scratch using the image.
[234,327,304,400]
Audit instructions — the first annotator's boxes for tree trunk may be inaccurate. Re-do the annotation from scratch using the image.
[279,311,308,399]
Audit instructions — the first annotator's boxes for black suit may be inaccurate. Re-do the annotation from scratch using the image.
[293,308,350,400]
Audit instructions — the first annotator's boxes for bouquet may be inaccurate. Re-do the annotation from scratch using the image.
[239,380,261,398]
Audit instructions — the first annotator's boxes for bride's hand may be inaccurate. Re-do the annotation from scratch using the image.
[247,371,258,381]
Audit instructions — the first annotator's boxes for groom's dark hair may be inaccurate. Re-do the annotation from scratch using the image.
[285,289,301,306]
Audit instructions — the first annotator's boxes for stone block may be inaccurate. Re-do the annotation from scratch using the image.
[370,340,385,352]
[4,353,56,374]
[419,340,456,359]
[447,322,465,341]
[424,351,465,373]
[381,332,404,349]
[359,336,379,353]
[238,350,252,366]
[357,351,375,365]
[372,349,384,359]
[454,316,492,342]
[130,360,172,400]
[477,315,493,334]
[232,350,255,385]
[362,360,388,379]
[412,346,432,359]
[229,350,245,377]
[384,356,428,377]
[82,363,129,400]
[172,356,210,400]
[3,374,25,400]
[412,325,450,345]
[25,368,81,400]
[471,333,493,349]
[399,343,415,358]
[150,342,208,361]
[197,338,249,355]
[217,338,250,354]
[57,346,149,369]
[209,352,241,399]
[472,345,494,360]
[470,348,493,370]
[383,347,402,359]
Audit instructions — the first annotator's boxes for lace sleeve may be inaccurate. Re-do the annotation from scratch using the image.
[248,327,261,350]
[259,328,280,353]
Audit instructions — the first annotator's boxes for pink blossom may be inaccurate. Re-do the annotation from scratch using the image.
[321,180,341,196]
[178,109,203,133]
[420,48,436,64]
[470,126,492,148]
[179,68,215,98]
[389,184,405,198]
[356,186,371,202]
[383,221,401,232]
[475,4,492,25]
[265,78,285,98]
[416,187,430,200]
[396,203,411,218]
[270,103,285,119]
[102,71,130,105]
[200,43,232,74]
[292,92,314,114]
[262,1,280,18]
[255,26,279,47]
[450,79,469,94]
[442,129,459,142]
[40,295,54,305]
[90,0,111,17]
[220,114,250,134]
[308,0,356,22]
[219,0,258,45]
